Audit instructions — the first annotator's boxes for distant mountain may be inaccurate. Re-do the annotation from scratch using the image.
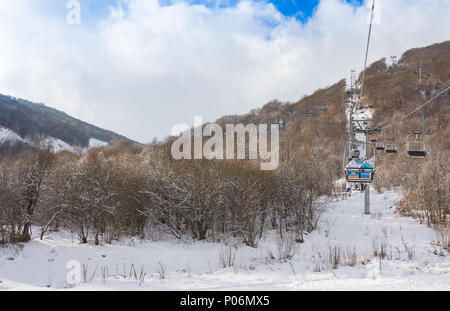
[0,93,130,155]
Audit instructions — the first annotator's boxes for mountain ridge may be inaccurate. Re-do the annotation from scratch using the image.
[0,93,132,155]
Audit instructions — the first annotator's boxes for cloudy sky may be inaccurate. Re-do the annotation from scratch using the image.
[0,0,449,142]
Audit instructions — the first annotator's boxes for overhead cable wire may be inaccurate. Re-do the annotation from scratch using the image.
[359,0,376,104]
[383,85,449,130]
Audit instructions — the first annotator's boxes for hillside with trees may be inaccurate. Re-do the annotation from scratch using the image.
[0,94,131,155]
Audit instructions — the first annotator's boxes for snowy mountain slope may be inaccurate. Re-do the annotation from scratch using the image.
[0,93,130,155]
[42,137,75,153]
[89,138,108,149]
[0,127,27,143]
[0,127,108,153]
[1,190,448,290]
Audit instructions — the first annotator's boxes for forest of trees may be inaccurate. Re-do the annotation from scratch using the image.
[0,72,347,247]
[0,139,332,247]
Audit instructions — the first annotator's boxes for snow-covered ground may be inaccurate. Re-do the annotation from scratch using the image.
[1,189,448,291]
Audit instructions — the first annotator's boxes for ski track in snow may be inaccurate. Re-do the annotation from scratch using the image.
[0,190,448,291]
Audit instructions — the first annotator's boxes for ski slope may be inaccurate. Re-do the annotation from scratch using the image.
[1,190,448,291]
[352,105,374,156]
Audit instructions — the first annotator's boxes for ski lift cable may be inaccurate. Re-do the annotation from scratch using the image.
[359,0,376,103]
[383,85,449,130]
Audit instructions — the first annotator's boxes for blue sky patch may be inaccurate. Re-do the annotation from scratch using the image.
[53,0,366,24]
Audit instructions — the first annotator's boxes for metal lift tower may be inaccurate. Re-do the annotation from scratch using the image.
[352,119,381,214]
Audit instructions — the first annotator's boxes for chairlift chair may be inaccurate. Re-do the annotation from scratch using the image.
[375,140,385,151]
[406,111,427,158]
[351,149,360,159]
[346,165,374,183]
[343,143,377,184]
[385,144,398,154]
[385,128,398,154]
[406,135,427,158]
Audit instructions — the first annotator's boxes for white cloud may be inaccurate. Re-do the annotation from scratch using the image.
[0,0,449,142]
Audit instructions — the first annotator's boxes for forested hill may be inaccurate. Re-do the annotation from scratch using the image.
[210,40,449,181]
[0,94,130,154]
